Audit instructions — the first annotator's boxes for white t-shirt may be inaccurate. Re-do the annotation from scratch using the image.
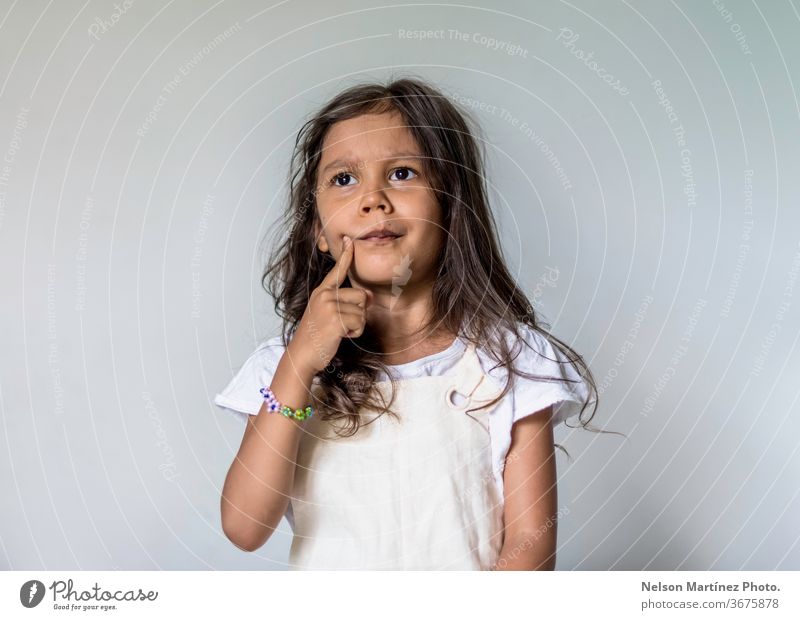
[214,323,595,507]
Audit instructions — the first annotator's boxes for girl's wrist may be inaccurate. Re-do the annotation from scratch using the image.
[285,338,321,378]
[260,386,314,421]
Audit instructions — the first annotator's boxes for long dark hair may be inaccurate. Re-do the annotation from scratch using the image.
[262,73,605,457]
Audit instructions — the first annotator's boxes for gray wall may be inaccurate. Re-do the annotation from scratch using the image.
[1,0,798,570]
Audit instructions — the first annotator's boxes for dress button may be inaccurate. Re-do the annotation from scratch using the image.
[446,387,469,408]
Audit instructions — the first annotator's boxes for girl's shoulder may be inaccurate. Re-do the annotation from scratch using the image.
[253,334,286,355]
[476,322,596,426]
[232,335,288,378]
[476,322,564,377]
[213,334,288,418]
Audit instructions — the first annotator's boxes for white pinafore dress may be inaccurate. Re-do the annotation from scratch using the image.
[288,341,506,570]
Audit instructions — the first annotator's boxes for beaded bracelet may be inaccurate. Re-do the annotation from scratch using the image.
[259,386,314,421]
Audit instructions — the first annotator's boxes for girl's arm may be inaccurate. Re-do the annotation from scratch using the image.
[220,235,366,552]
[492,405,558,570]
[220,343,316,552]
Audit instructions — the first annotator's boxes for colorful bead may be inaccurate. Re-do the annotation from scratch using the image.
[260,386,314,421]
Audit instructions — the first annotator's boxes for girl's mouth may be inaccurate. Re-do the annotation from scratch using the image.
[357,234,403,244]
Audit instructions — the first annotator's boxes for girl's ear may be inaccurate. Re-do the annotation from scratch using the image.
[314,217,329,253]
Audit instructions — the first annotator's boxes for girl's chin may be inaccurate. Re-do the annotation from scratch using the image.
[352,255,413,281]
[355,256,403,269]
[353,272,399,283]
[352,266,407,283]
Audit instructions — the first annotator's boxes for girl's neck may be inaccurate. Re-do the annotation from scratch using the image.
[376,328,457,365]
[356,276,456,364]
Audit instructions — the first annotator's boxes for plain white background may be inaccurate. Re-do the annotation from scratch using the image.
[1,0,798,570]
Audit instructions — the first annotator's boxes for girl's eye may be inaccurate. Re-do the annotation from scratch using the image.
[329,167,418,187]
[331,172,356,187]
[390,167,417,181]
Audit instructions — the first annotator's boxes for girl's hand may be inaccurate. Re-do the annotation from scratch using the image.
[288,235,372,374]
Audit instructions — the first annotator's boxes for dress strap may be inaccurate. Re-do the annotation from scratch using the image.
[446,341,504,413]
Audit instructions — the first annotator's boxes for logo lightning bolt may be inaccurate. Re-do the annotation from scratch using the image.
[390,254,413,310]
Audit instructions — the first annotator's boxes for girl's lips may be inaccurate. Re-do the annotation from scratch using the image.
[356,234,402,244]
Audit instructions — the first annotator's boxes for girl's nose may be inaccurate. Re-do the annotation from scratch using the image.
[358,185,392,214]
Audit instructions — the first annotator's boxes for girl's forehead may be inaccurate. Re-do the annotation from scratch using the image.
[321,111,419,156]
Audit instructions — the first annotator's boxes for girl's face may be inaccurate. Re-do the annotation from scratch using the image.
[313,111,445,292]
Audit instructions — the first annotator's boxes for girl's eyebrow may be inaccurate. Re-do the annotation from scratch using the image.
[320,153,423,175]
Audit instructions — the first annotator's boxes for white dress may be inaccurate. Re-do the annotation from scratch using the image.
[214,324,595,504]
[288,341,505,570]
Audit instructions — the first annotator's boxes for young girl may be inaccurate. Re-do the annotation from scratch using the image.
[215,76,599,570]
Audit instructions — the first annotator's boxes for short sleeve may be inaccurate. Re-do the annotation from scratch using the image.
[511,326,596,428]
[214,336,299,531]
[213,336,286,423]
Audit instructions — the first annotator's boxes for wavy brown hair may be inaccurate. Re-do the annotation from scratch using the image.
[262,73,608,457]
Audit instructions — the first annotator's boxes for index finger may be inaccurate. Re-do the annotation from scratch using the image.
[320,235,354,289]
